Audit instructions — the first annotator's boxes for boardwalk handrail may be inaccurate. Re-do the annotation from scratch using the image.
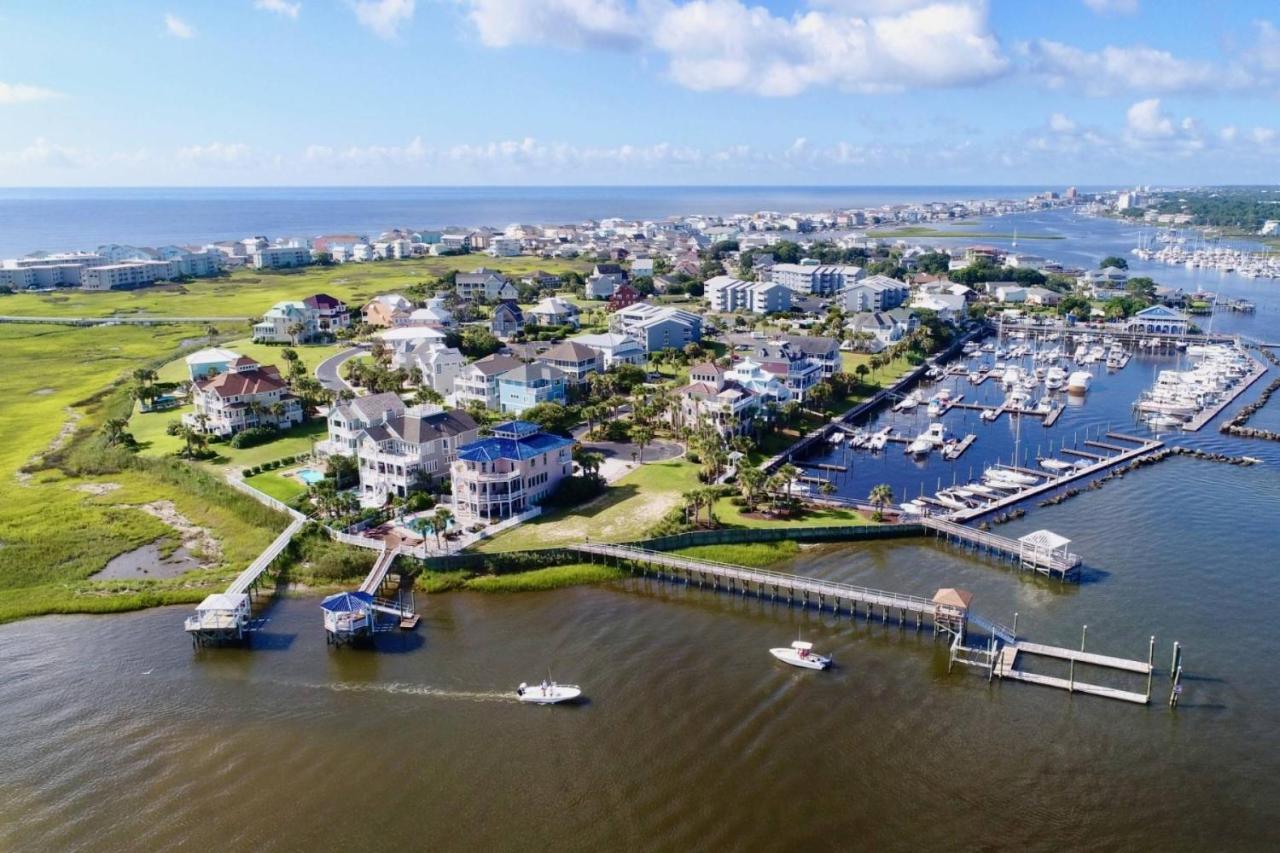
[578,543,941,614]
[357,543,400,595]
[967,611,1016,644]
[921,516,1082,568]
[226,517,305,595]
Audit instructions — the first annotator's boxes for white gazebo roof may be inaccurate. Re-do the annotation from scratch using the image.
[196,592,249,612]
[1018,529,1071,551]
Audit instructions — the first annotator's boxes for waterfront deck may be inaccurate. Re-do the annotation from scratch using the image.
[921,516,1082,579]
[996,641,1154,705]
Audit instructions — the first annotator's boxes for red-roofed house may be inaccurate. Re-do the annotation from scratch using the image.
[185,357,303,436]
[607,283,642,312]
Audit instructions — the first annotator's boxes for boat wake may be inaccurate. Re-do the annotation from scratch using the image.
[298,680,512,703]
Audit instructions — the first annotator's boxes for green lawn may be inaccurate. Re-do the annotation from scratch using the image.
[475,459,702,551]
[711,497,873,528]
[244,469,309,503]
[0,256,593,321]
[671,541,801,567]
[130,403,328,472]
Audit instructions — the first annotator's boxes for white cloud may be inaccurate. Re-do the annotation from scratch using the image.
[650,0,1007,96]
[0,82,64,104]
[353,0,414,38]
[454,0,1006,95]
[1251,127,1277,146]
[465,0,639,49]
[1125,98,1174,138]
[1023,39,1256,95]
[0,138,85,169]
[254,0,301,19]
[1082,0,1139,15]
[164,13,195,39]
[1048,113,1076,133]
[178,142,253,165]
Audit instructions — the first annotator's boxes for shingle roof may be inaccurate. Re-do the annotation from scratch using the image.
[468,354,525,376]
[539,341,598,362]
[339,392,405,422]
[383,409,478,443]
[197,365,286,398]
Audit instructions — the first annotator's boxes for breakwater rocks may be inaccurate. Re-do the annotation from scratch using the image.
[986,447,1262,519]
[1221,374,1280,441]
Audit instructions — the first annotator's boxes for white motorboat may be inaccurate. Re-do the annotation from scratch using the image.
[1039,458,1074,473]
[980,408,999,421]
[1146,414,1184,429]
[1067,371,1092,394]
[1045,367,1066,390]
[868,428,890,451]
[933,491,969,510]
[829,432,844,446]
[906,436,933,457]
[516,680,583,705]
[895,391,922,411]
[770,639,831,670]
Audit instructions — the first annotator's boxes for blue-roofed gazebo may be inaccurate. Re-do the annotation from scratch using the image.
[321,590,375,644]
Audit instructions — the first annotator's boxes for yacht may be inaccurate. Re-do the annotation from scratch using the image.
[1045,367,1066,390]
[895,390,923,411]
[1039,458,1074,473]
[771,638,831,670]
[984,466,1038,487]
[868,428,890,451]
[517,680,583,705]
[980,408,1000,421]
[1067,371,1092,394]
[933,491,970,511]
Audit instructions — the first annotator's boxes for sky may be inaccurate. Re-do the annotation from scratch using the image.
[0,0,1278,186]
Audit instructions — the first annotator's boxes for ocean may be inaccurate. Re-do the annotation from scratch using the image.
[0,185,1080,257]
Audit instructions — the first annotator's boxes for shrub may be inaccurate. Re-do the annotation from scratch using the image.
[242,468,254,478]
[228,426,277,448]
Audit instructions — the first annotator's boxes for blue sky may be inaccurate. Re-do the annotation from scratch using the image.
[0,0,1277,185]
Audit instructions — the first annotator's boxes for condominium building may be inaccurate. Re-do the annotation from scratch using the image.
[252,246,312,269]
[81,260,180,291]
[836,274,910,312]
[611,302,702,352]
[703,275,793,314]
[771,263,864,296]
[450,420,575,522]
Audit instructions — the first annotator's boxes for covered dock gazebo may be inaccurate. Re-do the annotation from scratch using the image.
[932,587,974,639]
[1017,530,1074,574]
[321,591,375,644]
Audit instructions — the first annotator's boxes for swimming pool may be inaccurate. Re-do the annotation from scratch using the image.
[296,467,326,485]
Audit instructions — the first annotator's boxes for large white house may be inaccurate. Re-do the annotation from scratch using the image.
[406,344,465,396]
[1125,305,1189,335]
[355,406,480,502]
[186,357,302,436]
[568,332,647,368]
[455,268,518,301]
[252,294,351,343]
[453,353,525,411]
[320,392,406,457]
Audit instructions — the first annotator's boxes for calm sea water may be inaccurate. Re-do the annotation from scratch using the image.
[2,206,1279,851]
[0,185,1072,256]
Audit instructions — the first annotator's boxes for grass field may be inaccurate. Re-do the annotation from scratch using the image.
[711,498,873,528]
[0,256,593,321]
[0,323,287,623]
[475,459,702,552]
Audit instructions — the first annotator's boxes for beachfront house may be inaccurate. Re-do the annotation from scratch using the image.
[453,354,525,411]
[320,392,406,457]
[186,357,303,436]
[450,420,575,522]
[184,347,242,381]
[567,332,646,369]
[497,363,568,414]
[252,294,350,343]
[354,406,480,503]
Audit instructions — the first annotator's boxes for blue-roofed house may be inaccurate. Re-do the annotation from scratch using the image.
[497,362,568,415]
[450,421,575,522]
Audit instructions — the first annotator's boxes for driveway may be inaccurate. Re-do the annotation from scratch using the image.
[315,345,367,393]
[576,438,684,483]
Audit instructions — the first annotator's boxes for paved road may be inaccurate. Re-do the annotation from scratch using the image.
[315,345,367,394]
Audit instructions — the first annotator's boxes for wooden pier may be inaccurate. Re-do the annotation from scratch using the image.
[943,434,977,460]
[996,641,1154,705]
[921,517,1082,579]
[575,542,1008,639]
[576,542,1164,707]
[185,517,306,646]
[1059,447,1104,461]
[1042,403,1065,427]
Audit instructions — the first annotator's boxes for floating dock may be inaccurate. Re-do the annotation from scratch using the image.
[1182,353,1270,432]
[995,641,1154,705]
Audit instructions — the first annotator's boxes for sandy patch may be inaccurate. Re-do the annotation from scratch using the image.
[32,387,56,396]
[76,482,122,495]
[128,500,223,565]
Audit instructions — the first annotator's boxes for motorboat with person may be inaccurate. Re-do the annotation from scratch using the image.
[770,636,831,670]
[516,679,583,705]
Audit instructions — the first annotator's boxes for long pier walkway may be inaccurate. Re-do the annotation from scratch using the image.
[921,516,1081,579]
[576,543,1161,705]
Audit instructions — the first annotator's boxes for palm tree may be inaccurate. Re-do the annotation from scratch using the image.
[819,481,837,497]
[868,483,894,521]
[855,363,870,388]
[103,418,131,447]
[629,423,654,463]
[431,507,454,550]
[573,446,604,483]
[738,464,765,511]
[682,489,704,526]
[776,463,800,508]
[287,321,306,346]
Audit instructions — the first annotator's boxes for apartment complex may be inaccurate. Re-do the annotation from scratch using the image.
[770,263,864,296]
[703,275,793,314]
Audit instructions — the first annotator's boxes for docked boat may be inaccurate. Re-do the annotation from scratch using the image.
[984,466,1038,487]
[980,408,999,421]
[1039,458,1074,473]
[1045,367,1066,390]
[770,639,831,670]
[1146,414,1184,429]
[895,390,922,411]
[868,428,890,451]
[933,491,969,511]
[517,680,583,705]
[1067,371,1092,394]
